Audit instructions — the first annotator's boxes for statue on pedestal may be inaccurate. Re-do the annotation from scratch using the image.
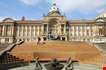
[45,58,64,70]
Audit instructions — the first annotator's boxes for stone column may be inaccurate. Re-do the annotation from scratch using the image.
[73,26,74,37]
[23,26,25,37]
[32,26,34,41]
[20,26,22,36]
[21,26,23,37]
[69,26,71,41]
[39,25,41,35]
[80,26,82,37]
[17,26,19,36]
[31,26,32,37]
[64,24,66,35]
[74,26,76,37]
[0,26,1,36]
[84,26,87,36]
[76,26,78,37]
[19,26,21,37]
[6,26,9,36]
[29,26,31,37]
[60,24,62,35]
[29,26,32,41]
[59,24,61,35]
[27,26,28,37]
[11,26,14,36]
[77,26,79,40]
[65,37,67,41]
[9,26,11,36]
[37,26,39,36]
[46,24,48,41]
[2,26,5,36]
[41,25,44,35]
[33,26,35,41]
[89,26,91,36]
[82,26,84,37]
[23,26,25,36]
[5,26,7,36]
[34,26,37,37]
[94,26,97,36]
[4,26,6,36]
[25,26,27,36]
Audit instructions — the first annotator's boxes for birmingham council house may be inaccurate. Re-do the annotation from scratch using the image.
[0,4,106,43]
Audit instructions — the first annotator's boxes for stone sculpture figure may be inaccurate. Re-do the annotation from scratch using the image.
[65,57,74,70]
[34,57,42,70]
[45,58,64,70]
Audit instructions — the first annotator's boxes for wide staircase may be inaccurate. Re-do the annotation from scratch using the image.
[95,43,106,66]
[0,43,11,51]
[10,41,102,65]
[0,52,28,69]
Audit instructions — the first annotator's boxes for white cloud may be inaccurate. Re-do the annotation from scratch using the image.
[97,8,106,14]
[20,0,43,5]
[48,0,106,13]
[19,0,106,14]
[0,17,3,19]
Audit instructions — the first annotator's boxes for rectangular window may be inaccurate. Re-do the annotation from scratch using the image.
[0,25,2,36]
[44,24,47,34]
[61,24,64,34]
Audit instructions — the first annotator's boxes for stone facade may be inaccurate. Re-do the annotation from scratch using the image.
[0,4,106,43]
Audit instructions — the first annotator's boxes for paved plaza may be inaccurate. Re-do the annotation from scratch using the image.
[10,63,101,70]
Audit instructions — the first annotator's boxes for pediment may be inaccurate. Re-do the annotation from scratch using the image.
[2,18,14,23]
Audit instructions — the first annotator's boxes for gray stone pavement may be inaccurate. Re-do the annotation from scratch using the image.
[9,63,101,70]
[94,43,106,65]
[95,43,106,51]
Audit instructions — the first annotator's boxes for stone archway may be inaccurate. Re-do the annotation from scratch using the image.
[43,37,47,41]
[62,37,65,41]
[48,18,59,40]
[48,18,58,35]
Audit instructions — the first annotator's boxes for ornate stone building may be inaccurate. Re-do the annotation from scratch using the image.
[0,4,106,43]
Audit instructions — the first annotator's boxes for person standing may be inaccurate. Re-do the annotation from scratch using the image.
[37,37,41,45]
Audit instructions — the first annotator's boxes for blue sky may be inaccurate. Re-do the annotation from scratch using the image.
[0,0,106,20]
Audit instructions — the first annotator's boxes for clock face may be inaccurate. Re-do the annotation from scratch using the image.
[52,6,57,11]
[49,4,58,12]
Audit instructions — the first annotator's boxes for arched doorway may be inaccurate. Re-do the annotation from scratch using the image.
[48,18,59,40]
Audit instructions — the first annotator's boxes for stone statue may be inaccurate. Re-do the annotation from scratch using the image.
[34,57,42,70]
[45,58,64,70]
[65,57,74,70]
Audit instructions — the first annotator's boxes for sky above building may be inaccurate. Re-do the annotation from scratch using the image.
[0,0,106,20]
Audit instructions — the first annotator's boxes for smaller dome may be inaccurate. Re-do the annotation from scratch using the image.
[96,19,104,22]
[96,12,106,19]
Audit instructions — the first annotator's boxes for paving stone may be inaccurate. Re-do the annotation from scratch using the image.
[9,63,102,70]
